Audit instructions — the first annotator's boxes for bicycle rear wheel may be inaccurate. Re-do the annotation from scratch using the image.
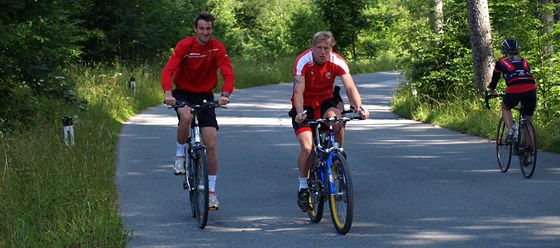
[496,118,512,172]
[193,148,209,229]
[307,160,325,223]
[328,152,353,235]
[519,121,537,179]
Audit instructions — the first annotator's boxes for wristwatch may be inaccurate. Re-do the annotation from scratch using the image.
[221,92,230,97]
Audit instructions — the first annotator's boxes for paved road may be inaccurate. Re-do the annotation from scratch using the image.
[116,71,560,247]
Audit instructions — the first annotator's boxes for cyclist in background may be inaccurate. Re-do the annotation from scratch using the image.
[488,39,537,142]
[289,31,369,212]
[161,12,234,210]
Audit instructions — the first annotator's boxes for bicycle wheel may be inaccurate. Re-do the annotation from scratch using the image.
[519,121,537,179]
[307,160,325,223]
[193,148,209,229]
[328,152,353,235]
[186,158,196,218]
[496,118,512,172]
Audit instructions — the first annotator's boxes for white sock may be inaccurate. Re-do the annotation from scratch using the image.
[176,142,186,157]
[208,175,217,192]
[299,177,308,190]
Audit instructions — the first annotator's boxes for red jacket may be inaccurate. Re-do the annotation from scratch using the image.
[162,37,234,94]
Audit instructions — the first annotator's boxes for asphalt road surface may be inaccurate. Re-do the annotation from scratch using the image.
[117,71,560,247]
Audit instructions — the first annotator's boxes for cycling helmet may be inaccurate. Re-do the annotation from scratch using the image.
[501,39,520,55]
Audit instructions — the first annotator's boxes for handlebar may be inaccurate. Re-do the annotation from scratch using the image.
[484,90,505,109]
[307,111,363,124]
[166,100,226,110]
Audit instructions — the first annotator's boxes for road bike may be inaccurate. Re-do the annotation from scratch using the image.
[169,100,225,229]
[485,92,537,179]
[306,111,362,235]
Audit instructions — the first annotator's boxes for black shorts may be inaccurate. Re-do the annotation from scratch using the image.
[288,97,341,135]
[503,89,537,116]
[172,89,219,130]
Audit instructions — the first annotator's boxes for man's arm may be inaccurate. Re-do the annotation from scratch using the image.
[293,75,307,123]
[340,73,369,119]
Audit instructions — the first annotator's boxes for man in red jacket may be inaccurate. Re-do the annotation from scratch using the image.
[162,12,234,210]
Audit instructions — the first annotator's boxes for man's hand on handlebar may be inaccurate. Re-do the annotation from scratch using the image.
[163,90,176,106]
[295,110,307,124]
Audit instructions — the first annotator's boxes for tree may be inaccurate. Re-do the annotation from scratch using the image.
[314,0,370,59]
[466,0,494,95]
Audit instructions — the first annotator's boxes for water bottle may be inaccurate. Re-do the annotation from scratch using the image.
[512,121,518,141]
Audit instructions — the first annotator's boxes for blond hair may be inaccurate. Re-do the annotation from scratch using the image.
[312,31,336,47]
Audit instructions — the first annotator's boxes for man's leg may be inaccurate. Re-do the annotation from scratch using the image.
[202,127,220,210]
[173,107,192,175]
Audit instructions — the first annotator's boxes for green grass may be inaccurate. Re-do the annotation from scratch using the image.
[0,56,395,247]
[391,86,560,154]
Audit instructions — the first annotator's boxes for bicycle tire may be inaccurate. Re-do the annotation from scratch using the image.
[328,152,353,235]
[496,118,512,172]
[307,159,325,223]
[193,148,209,229]
[519,121,537,178]
[186,158,196,218]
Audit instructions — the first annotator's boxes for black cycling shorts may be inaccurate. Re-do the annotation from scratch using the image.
[503,89,537,116]
[172,89,219,130]
[288,96,341,135]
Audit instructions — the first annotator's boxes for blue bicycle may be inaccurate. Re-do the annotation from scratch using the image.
[306,111,362,235]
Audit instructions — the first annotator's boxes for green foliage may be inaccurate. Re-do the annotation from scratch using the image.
[399,1,475,103]
[314,0,372,59]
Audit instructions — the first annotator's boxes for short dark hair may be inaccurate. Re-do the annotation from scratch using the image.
[194,13,214,28]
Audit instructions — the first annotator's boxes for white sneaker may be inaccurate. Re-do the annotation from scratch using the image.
[209,192,219,210]
[173,156,186,175]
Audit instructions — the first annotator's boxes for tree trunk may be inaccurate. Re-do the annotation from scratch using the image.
[466,0,494,95]
[555,0,560,22]
[434,0,444,34]
[541,0,555,55]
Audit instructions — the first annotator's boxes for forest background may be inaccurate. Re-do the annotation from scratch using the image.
[1,0,559,247]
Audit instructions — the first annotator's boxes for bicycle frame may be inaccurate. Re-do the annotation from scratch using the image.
[312,121,343,198]
[184,107,205,192]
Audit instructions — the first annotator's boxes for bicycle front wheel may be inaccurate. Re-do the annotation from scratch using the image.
[193,148,209,229]
[519,121,537,179]
[328,152,353,235]
[186,158,196,218]
[496,118,512,172]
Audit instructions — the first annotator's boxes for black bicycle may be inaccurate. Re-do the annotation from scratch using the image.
[485,92,537,178]
[169,100,225,228]
[306,111,362,235]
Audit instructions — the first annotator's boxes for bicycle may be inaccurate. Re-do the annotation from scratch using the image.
[305,110,362,235]
[168,100,225,229]
[485,92,537,179]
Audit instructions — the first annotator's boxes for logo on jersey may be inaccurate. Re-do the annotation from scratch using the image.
[326,72,332,79]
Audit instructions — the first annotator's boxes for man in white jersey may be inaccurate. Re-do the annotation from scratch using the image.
[288,31,369,212]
